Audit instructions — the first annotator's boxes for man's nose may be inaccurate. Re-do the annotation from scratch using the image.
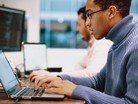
[85,18,90,27]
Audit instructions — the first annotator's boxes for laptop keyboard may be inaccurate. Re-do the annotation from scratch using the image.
[15,87,44,97]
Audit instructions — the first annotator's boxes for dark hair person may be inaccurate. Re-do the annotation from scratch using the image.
[32,0,138,104]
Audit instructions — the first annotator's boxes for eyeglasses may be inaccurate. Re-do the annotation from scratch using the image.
[86,7,109,20]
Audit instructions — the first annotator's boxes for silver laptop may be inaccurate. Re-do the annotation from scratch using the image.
[23,43,62,75]
[23,43,48,74]
[0,51,64,100]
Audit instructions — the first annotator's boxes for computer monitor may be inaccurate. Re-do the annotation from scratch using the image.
[0,6,25,51]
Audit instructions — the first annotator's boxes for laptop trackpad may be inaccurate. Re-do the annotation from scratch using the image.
[42,93,64,98]
[32,93,64,100]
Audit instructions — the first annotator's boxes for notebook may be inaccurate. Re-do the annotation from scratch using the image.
[0,51,64,100]
[23,43,62,75]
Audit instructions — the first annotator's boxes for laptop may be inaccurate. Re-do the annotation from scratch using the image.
[0,51,64,100]
[23,43,48,75]
[23,43,62,75]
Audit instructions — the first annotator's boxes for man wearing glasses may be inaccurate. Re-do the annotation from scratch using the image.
[32,0,138,104]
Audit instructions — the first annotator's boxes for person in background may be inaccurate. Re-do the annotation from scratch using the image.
[29,6,112,81]
[74,6,112,77]
[32,0,138,104]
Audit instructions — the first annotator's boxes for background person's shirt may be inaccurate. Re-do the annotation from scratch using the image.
[69,38,113,77]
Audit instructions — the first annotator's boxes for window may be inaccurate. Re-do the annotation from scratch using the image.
[40,0,87,48]
[39,0,138,48]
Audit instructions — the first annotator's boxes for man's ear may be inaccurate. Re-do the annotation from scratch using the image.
[108,5,118,19]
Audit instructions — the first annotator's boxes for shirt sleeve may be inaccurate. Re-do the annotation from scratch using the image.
[72,86,125,104]
[59,67,106,91]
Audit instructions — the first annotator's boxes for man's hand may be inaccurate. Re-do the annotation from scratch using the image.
[33,76,62,90]
[45,80,77,97]
[29,70,50,82]
[32,75,77,97]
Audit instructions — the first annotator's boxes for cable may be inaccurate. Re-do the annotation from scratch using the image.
[13,98,19,104]
[13,97,21,104]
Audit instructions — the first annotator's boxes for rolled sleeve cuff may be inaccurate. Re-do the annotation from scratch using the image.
[72,85,87,100]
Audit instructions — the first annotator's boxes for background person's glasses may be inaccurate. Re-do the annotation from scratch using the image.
[86,8,109,19]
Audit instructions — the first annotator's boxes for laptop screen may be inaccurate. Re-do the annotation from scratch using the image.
[23,43,47,72]
[0,51,19,94]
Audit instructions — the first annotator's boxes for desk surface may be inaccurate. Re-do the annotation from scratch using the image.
[0,92,85,104]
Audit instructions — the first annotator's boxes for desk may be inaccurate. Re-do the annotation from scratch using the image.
[0,92,85,104]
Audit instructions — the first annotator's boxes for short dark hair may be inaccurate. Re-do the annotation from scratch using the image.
[77,6,87,21]
[93,0,132,17]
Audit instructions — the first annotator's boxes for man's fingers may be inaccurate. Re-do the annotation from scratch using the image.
[46,81,61,88]
[45,87,62,94]
[31,76,38,82]
[34,76,62,90]
[29,71,38,80]
[44,80,77,97]
[34,77,50,90]
[34,77,43,90]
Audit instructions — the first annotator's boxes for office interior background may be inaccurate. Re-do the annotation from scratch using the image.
[0,0,138,72]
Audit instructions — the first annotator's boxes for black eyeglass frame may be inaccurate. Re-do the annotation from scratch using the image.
[86,7,109,19]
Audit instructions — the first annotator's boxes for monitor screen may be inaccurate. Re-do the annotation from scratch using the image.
[0,6,25,51]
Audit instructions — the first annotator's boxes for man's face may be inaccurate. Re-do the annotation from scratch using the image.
[76,13,91,42]
[86,0,110,39]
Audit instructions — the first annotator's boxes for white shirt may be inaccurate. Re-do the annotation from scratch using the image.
[67,38,113,77]
[51,38,113,77]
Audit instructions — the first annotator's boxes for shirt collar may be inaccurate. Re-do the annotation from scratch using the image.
[105,15,134,46]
